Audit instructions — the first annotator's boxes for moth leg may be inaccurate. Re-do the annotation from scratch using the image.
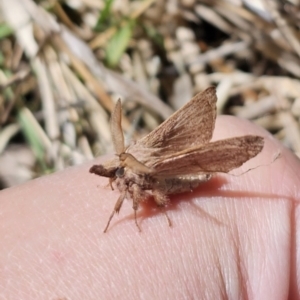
[152,190,172,227]
[132,197,141,232]
[108,178,115,190]
[131,184,145,232]
[134,208,141,232]
[103,191,126,233]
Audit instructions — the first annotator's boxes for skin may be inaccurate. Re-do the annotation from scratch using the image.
[0,115,300,299]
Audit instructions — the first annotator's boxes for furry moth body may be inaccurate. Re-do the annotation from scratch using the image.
[90,87,264,232]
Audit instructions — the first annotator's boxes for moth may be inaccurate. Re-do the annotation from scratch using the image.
[90,87,264,232]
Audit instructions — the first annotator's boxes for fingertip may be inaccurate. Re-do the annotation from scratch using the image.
[214,115,300,198]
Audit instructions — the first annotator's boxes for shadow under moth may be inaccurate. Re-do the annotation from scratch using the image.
[90,87,264,232]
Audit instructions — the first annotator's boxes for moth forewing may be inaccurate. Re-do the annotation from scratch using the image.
[128,86,217,159]
[89,87,265,232]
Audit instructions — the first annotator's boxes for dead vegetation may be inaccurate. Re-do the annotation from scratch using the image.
[0,0,299,188]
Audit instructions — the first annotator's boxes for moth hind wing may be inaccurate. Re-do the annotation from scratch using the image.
[152,135,264,177]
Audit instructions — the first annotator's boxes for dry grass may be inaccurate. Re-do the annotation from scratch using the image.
[0,0,299,188]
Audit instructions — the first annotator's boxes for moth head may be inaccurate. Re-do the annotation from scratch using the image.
[115,167,125,178]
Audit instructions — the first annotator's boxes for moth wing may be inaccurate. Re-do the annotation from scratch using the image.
[152,136,264,177]
[129,87,217,158]
[111,99,125,155]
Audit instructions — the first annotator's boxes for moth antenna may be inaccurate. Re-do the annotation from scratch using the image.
[111,99,125,155]
[109,178,115,190]
[229,151,281,177]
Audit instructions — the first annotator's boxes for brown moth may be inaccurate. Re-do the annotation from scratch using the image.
[90,87,264,232]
